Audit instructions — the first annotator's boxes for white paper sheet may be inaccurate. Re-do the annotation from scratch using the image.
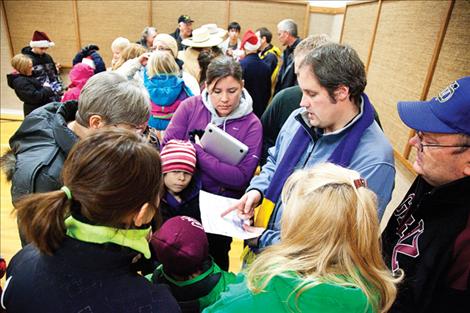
[199,190,261,240]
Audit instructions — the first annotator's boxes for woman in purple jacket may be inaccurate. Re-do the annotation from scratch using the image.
[163,56,262,270]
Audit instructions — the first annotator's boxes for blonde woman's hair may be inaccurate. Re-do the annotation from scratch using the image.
[11,54,32,75]
[147,50,179,78]
[153,34,178,58]
[246,163,402,313]
[111,36,130,52]
[112,43,146,70]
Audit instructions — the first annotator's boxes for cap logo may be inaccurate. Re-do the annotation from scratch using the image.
[437,81,459,103]
[180,216,204,230]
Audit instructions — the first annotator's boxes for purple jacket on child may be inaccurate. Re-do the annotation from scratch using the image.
[163,89,262,198]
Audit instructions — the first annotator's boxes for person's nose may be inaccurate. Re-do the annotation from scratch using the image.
[299,94,310,108]
[409,133,420,150]
[220,91,229,103]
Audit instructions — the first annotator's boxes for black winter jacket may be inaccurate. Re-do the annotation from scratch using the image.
[21,46,63,99]
[382,176,470,313]
[160,175,202,223]
[6,73,55,116]
[9,101,79,204]
[3,238,181,313]
[273,38,301,95]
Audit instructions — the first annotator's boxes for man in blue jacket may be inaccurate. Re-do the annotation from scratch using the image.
[226,43,395,253]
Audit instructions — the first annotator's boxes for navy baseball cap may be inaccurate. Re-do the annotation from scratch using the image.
[398,76,470,136]
[178,15,194,24]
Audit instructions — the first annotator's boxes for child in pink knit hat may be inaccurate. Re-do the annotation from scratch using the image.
[159,139,201,222]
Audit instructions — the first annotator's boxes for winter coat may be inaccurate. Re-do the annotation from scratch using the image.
[382,176,470,313]
[151,259,237,312]
[61,63,94,102]
[260,86,303,165]
[8,101,79,204]
[163,91,262,198]
[240,53,272,118]
[273,38,301,95]
[21,46,63,99]
[72,49,106,74]
[259,43,281,86]
[2,214,181,313]
[203,273,375,313]
[160,175,202,222]
[143,70,193,130]
[6,72,55,116]
[251,97,395,249]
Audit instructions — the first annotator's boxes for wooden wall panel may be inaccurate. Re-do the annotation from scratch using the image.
[365,0,450,154]
[340,1,378,64]
[77,0,149,68]
[3,0,76,67]
[427,0,470,99]
[152,1,228,34]
[229,0,308,48]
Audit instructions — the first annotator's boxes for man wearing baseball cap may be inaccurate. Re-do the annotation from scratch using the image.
[382,76,470,312]
[171,15,194,51]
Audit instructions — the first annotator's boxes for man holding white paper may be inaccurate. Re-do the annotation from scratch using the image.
[225,43,395,256]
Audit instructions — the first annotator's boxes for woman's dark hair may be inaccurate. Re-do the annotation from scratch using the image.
[206,56,243,87]
[198,46,223,85]
[15,128,162,255]
[227,21,241,32]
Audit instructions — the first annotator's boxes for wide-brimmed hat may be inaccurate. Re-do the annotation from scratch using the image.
[201,24,227,38]
[181,27,224,48]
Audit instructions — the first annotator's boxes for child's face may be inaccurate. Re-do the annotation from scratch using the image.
[112,48,122,63]
[25,60,33,76]
[228,29,239,40]
[164,171,193,195]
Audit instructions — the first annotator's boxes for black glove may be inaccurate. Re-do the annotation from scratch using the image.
[188,129,205,144]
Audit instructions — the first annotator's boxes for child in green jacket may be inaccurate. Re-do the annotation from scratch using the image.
[150,216,236,312]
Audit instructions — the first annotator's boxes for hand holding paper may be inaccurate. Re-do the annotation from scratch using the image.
[199,190,263,240]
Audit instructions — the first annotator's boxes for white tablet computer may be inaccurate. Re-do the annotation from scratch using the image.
[200,123,248,165]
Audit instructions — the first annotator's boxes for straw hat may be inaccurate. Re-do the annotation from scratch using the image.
[181,27,224,48]
[201,24,227,38]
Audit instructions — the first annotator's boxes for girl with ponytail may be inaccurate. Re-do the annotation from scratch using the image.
[2,128,180,313]
[205,163,402,313]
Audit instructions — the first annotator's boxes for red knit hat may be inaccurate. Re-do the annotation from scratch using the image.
[151,216,209,276]
[30,30,55,48]
[160,140,196,174]
[240,29,261,51]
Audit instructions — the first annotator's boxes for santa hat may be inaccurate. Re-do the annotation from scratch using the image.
[30,31,55,48]
[240,30,261,52]
[160,140,197,174]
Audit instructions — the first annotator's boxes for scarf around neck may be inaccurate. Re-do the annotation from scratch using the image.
[255,94,375,228]
[65,215,152,259]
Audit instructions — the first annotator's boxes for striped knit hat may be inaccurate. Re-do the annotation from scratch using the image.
[161,140,197,174]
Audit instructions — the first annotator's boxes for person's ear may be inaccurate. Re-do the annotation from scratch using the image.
[88,115,106,129]
[463,160,470,177]
[133,203,154,227]
[241,80,245,89]
[334,85,349,102]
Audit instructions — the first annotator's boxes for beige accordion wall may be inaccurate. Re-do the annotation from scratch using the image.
[340,0,470,168]
[2,0,309,68]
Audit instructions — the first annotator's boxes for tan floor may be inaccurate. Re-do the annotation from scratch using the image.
[0,114,415,288]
